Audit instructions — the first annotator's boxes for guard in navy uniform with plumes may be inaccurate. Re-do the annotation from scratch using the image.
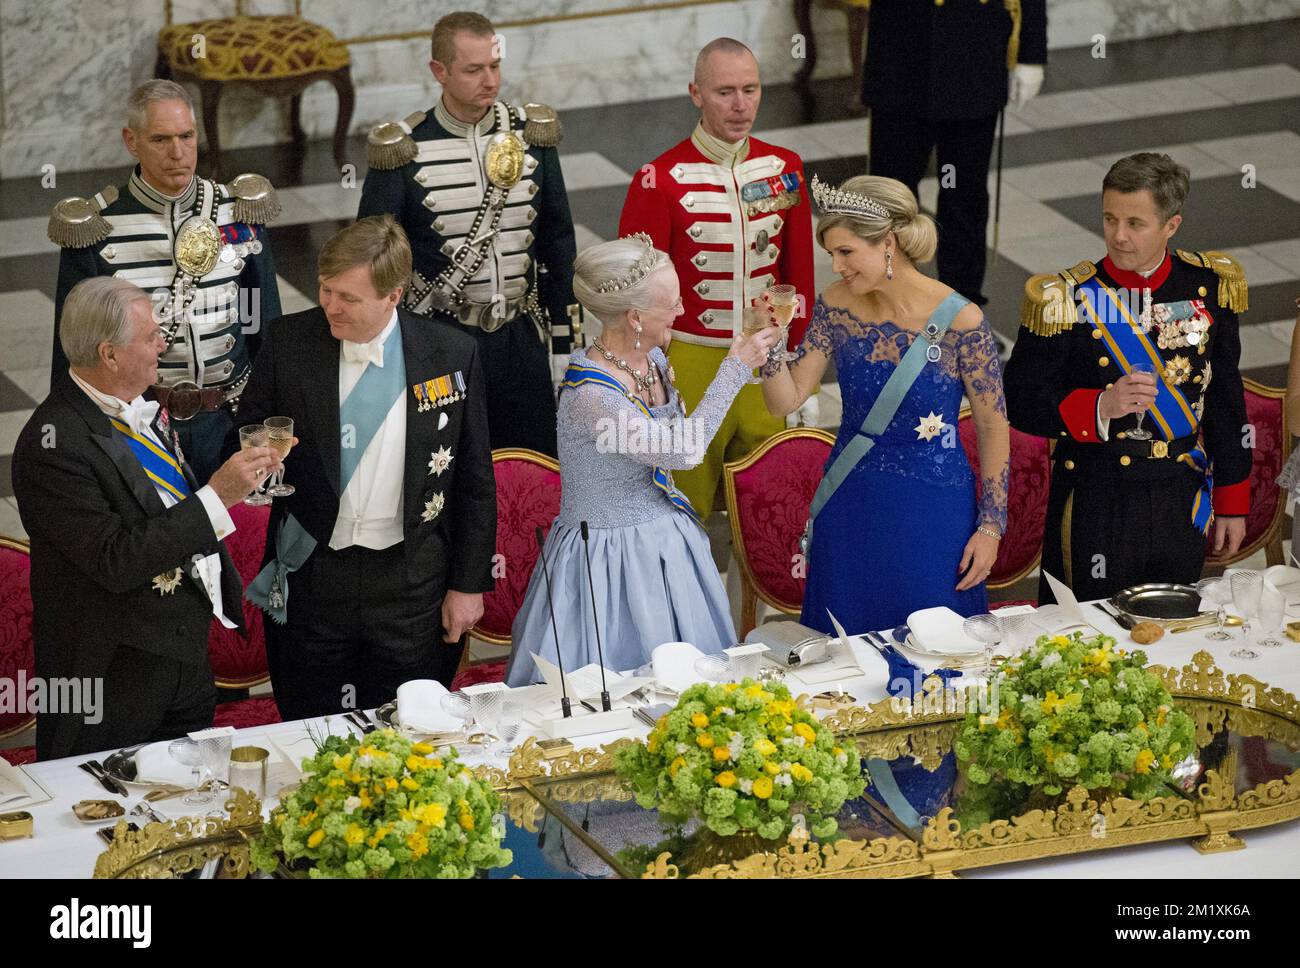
[862,0,1047,306]
[358,10,577,457]
[1005,153,1251,603]
[50,80,281,482]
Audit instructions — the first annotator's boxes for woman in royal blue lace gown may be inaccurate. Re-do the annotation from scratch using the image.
[761,175,1010,635]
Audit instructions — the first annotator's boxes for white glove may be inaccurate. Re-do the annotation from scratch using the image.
[1008,63,1044,108]
[786,394,820,429]
[550,352,571,386]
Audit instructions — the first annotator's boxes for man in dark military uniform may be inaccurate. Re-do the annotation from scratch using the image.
[358,10,577,457]
[862,0,1047,305]
[50,79,282,483]
[1005,153,1250,603]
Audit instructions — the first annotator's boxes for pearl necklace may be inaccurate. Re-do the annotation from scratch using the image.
[592,338,658,394]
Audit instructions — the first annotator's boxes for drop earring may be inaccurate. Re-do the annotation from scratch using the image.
[885,249,894,281]
[633,320,643,351]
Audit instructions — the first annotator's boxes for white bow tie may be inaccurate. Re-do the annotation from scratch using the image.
[119,399,161,438]
[342,339,384,367]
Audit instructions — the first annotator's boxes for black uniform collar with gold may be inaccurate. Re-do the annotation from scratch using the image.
[126,167,200,215]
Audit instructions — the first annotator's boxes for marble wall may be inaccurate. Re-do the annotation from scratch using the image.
[1,0,1293,177]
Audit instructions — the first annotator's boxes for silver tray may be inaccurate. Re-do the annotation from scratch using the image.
[1112,583,1206,623]
[101,743,154,789]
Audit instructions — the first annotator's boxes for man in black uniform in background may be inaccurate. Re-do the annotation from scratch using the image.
[862,0,1047,306]
[1005,153,1250,604]
[358,10,577,457]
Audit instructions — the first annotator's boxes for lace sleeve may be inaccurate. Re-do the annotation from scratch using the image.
[564,356,750,471]
[956,316,1010,533]
[763,295,835,378]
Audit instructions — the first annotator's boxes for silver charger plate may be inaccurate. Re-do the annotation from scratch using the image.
[373,702,467,745]
[100,743,154,788]
[902,632,982,660]
[1112,583,1206,622]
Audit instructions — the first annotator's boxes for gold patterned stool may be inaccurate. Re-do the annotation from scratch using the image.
[155,1,354,174]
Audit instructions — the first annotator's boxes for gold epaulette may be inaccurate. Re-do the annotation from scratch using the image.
[1177,249,1247,313]
[227,173,280,225]
[1020,261,1094,336]
[366,111,426,170]
[521,102,562,147]
[47,185,118,249]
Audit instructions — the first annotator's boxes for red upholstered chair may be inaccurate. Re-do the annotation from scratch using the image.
[958,407,1052,601]
[207,502,280,726]
[0,537,36,763]
[450,660,507,691]
[1204,379,1288,569]
[724,428,835,637]
[455,449,562,680]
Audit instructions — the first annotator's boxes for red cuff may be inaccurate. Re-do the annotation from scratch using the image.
[1058,388,1103,443]
[1212,478,1251,516]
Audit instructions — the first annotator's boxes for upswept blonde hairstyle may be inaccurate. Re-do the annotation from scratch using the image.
[815,175,937,264]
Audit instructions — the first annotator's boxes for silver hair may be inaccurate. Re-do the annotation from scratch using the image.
[126,79,195,132]
[60,277,153,368]
[571,238,673,326]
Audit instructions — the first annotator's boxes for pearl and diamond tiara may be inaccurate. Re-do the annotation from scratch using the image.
[595,232,660,294]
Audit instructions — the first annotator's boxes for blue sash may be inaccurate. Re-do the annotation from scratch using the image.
[338,325,405,494]
[1075,278,1213,533]
[559,361,701,524]
[110,418,191,502]
[803,292,969,552]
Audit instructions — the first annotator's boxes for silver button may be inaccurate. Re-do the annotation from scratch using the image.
[701,311,714,324]
[693,253,707,267]
[696,282,711,295]
[440,241,456,256]
[433,218,445,232]
[684,195,695,208]
[774,218,783,231]
[527,183,539,196]
[416,171,431,186]
[224,335,236,351]
[233,259,244,271]
[671,165,684,179]
[767,245,778,257]
[423,195,438,210]
[220,360,234,377]
[689,226,703,239]
[524,231,535,246]
[103,245,116,259]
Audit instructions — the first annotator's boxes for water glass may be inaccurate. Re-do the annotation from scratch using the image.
[1195,577,1233,641]
[167,738,212,807]
[1229,571,1262,660]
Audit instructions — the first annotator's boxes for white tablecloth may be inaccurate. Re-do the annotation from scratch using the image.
[3,605,1298,878]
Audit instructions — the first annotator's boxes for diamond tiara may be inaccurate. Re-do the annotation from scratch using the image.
[595,232,660,293]
[810,173,891,221]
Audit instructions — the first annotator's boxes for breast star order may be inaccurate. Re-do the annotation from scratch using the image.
[152,567,183,596]
[428,444,454,476]
[915,411,945,442]
[421,492,446,523]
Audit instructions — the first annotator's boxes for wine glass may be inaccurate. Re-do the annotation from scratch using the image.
[1229,571,1262,660]
[470,690,505,745]
[196,732,233,800]
[1195,577,1234,641]
[167,738,212,807]
[238,424,272,506]
[764,284,799,363]
[1256,579,1285,648]
[741,307,766,384]
[440,692,473,735]
[495,702,522,759]
[264,416,295,497]
[1126,361,1156,442]
[963,613,1003,678]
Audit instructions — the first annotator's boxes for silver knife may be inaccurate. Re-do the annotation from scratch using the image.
[1092,601,1135,630]
[78,760,127,796]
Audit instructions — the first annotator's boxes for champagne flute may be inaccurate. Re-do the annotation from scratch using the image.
[741,307,766,384]
[1229,571,1261,660]
[264,416,295,497]
[1195,577,1234,641]
[1126,361,1156,442]
[238,424,272,506]
[764,283,799,363]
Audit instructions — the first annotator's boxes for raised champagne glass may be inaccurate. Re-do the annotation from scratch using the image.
[1126,361,1156,442]
[264,416,295,497]
[764,283,799,363]
[237,424,272,506]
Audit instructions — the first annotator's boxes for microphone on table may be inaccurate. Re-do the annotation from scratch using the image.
[579,520,611,712]
[535,525,571,719]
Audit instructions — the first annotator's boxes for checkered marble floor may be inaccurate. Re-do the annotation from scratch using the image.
[1,19,1297,542]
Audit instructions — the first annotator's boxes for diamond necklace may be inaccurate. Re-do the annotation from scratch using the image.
[592,338,657,394]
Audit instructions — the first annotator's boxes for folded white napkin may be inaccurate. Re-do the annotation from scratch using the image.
[907,606,984,655]
[134,740,199,787]
[651,642,706,693]
[395,679,459,733]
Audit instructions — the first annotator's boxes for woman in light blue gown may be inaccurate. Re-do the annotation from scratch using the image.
[505,236,780,686]
[761,175,1010,636]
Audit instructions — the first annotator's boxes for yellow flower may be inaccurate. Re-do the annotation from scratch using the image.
[722,683,739,693]
[1161,755,1173,770]
[697,733,715,749]
[794,722,817,744]
[411,742,434,755]
[459,812,475,831]
[1051,635,1070,647]
[691,712,710,728]
[1040,691,1066,716]
[297,810,316,828]
[669,756,686,777]
[647,731,662,754]
[401,777,420,791]
[348,772,363,784]
[406,832,429,858]
[1134,749,1156,774]
[406,754,429,772]
[744,684,765,698]
[367,825,390,849]
[385,777,398,792]
[753,739,777,757]
[424,802,447,828]
[790,763,813,783]
[713,746,730,762]
[333,753,353,772]
[715,771,737,788]
[752,776,774,799]
[327,777,345,789]
[1084,646,1113,673]
[1156,705,1168,726]
[764,761,781,775]
[832,747,843,758]
[306,828,326,848]
[344,823,365,846]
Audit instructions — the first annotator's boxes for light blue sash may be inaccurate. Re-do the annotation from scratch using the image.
[803,293,968,553]
[246,514,317,625]
[339,325,406,494]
